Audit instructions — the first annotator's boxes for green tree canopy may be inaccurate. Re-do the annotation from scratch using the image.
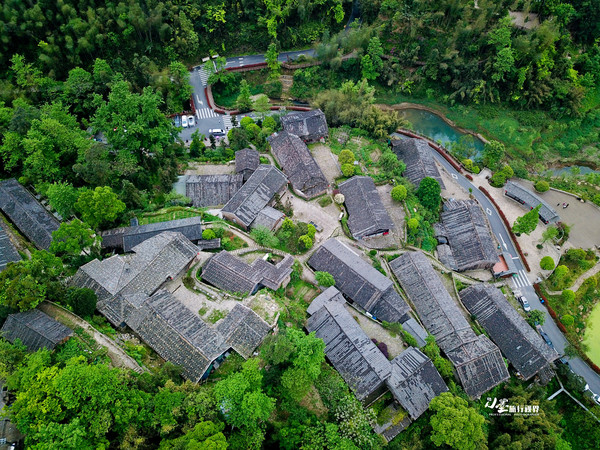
[338,149,355,165]
[202,229,216,240]
[250,225,279,248]
[50,219,101,262]
[512,204,542,235]
[542,227,559,244]
[0,251,64,311]
[315,271,335,287]
[417,177,442,212]
[92,80,177,174]
[535,180,550,193]
[341,163,355,177]
[391,185,407,202]
[429,392,487,450]
[46,182,79,218]
[561,289,575,303]
[236,80,253,112]
[527,309,546,327]
[540,256,555,270]
[75,186,125,229]
[66,287,97,318]
[158,421,227,449]
[214,359,275,436]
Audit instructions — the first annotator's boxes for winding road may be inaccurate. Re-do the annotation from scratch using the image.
[424,138,600,393]
[184,47,600,393]
[180,50,316,143]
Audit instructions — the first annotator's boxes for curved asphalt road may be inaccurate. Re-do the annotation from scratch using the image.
[181,50,316,142]
[184,49,600,393]
[427,143,600,393]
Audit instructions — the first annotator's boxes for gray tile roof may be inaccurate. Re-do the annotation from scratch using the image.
[460,284,559,380]
[434,200,499,271]
[386,347,448,419]
[235,148,260,181]
[216,303,272,358]
[197,238,221,250]
[280,109,329,143]
[401,318,428,348]
[250,206,284,231]
[338,176,394,239]
[71,232,198,326]
[101,216,204,251]
[123,291,270,381]
[0,179,60,250]
[307,286,346,316]
[307,301,391,401]
[446,333,510,399]
[1,309,72,351]
[222,165,288,228]
[504,181,559,224]
[201,250,293,296]
[269,131,328,199]
[391,138,445,189]
[0,227,21,271]
[390,251,509,398]
[124,289,227,381]
[307,239,411,323]
[186,174,244,208]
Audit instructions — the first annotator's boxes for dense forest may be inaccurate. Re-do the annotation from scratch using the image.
[2,0,600,449]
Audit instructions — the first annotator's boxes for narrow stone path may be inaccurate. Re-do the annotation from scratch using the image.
[545,261,600,295]
[39,302,145,373]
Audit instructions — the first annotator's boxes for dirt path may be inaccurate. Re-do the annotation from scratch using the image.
[39,302,145,373]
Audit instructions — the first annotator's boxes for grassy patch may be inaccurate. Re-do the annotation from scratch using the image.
[318,195,333,207]
[90,315,117,337]
[138,207,203,225]
[207,309,227,324]
[211,227,248,251]
[541,272,600,345]
[212,69,269,108]
[547,249,597,290]
[123,340,148,366]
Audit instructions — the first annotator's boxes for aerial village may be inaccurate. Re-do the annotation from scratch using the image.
[2,106,578,444]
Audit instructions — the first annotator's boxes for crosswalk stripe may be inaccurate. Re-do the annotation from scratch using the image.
[519,269,531,286]
[223,116,232,129]
[198,66,211,86]
[196,107,218,119]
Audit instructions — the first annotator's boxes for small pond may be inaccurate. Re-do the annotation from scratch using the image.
[549,165,600,177]
[584,302,600,366]
[172,175,187,196]
[400,108,485,158]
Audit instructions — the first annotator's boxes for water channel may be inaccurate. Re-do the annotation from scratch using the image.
[550,165,600,176]
[399,108,485,157]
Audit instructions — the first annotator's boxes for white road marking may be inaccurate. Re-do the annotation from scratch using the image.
[512,256,519,260]
[486,208,492,215]
[519,270,531,286]
[451,173,458,179]
[499,234,507,249]
[196,108,219,119]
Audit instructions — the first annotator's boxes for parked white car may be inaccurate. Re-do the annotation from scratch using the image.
[188,115,195,127]
[182,115,189,128]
